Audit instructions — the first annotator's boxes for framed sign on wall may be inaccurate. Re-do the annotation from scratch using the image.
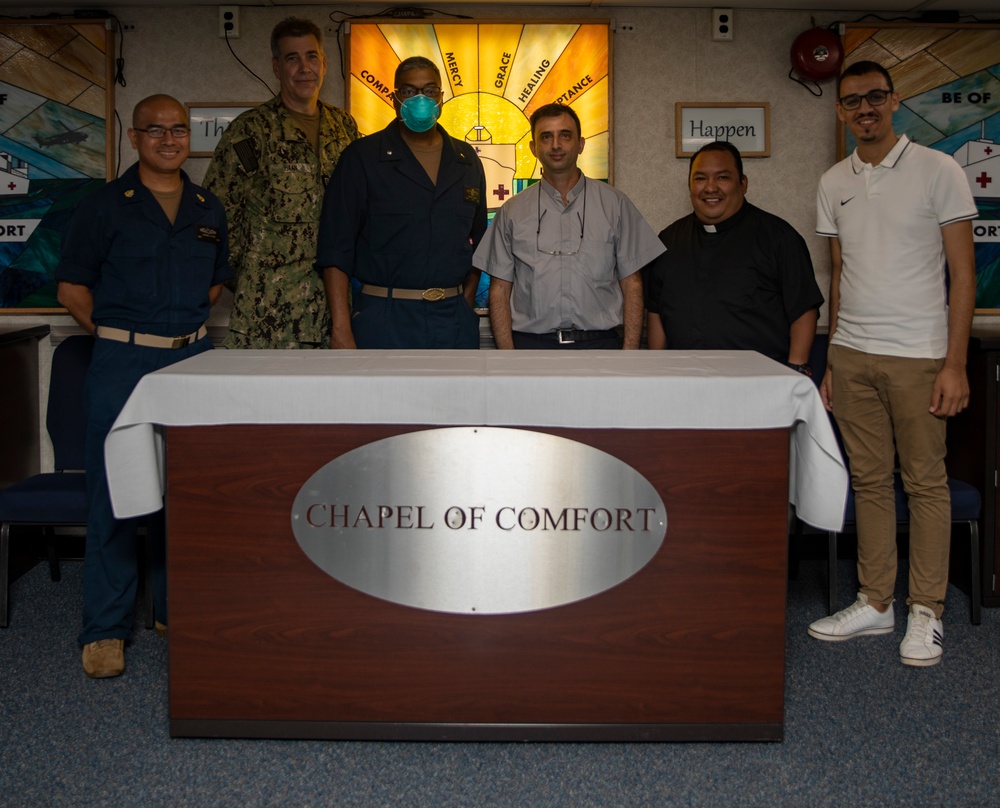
[840,22,1000,311]
[675,102,770,158]
[0,18,114,311]
[185,103,257,158]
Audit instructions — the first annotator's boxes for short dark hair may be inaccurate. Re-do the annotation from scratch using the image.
[689,141,744,181]
[530,103,582,139]
[270,17,322,59]
[395,56,441,87]
[837,60,894,98]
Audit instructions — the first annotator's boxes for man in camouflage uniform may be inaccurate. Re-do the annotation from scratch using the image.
[205,17,358,348]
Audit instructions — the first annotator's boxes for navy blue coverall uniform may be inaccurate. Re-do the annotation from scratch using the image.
[316,121,487,349]
[55,163,231,645]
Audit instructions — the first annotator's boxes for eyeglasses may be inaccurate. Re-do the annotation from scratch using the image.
[838,89,892,110]
[395,85,442,100]
[133,126,191,139]
[536,181,586,256]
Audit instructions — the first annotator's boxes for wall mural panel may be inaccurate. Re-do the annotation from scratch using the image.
[0,19,112,311]
[346,20,611,307]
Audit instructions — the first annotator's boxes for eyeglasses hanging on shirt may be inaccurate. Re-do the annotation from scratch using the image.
[536,180,587,256]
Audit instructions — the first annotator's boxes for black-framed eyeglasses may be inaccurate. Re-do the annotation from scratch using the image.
[395,85,442,100]
[838,89,892,110]
[536,181,586,256]
[133,125,191,139]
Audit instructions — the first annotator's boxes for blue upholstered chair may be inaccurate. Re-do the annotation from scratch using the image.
[795,334,983,625]
[0,335,92,627]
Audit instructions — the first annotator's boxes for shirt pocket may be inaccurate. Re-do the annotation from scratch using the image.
[257,163,316,224]
[450,194,477,232]
[510,218,540,269]
[576,240,616,284]
[448,198,477,259]
[180,236,222,288]
[104,238,159,301]
[718,261,771,311]
[370,205,411,253]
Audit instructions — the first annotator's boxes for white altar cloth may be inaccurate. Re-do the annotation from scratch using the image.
[104,349,848,530]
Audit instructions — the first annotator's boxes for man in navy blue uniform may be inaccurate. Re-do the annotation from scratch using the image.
[316,56,487,349]
[56,95,231,678]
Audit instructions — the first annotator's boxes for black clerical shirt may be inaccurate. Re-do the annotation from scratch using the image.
[644,201,823,363]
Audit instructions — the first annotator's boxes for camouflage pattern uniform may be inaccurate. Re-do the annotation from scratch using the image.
[204,95,358,348]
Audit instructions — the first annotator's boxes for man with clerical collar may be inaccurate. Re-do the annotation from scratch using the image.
[205,16,358,349]
[644,140,822,370]
[56,95,231,678]
[475,103,664,349]
[317,56,487,349]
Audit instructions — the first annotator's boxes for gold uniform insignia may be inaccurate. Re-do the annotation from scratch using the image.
[464,186,480,204]
[124,189,134,198]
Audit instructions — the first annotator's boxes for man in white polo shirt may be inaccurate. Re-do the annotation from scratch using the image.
[808,60,977,666]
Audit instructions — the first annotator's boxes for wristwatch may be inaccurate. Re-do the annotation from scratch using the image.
[787,362,813,377]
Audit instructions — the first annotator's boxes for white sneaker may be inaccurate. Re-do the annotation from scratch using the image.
[807,592,895,642]
[899,605,944,667]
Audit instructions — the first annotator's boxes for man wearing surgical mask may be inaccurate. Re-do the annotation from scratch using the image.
[317,56,487,348]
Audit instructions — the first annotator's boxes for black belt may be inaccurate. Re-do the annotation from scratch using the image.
[519,329,618,345]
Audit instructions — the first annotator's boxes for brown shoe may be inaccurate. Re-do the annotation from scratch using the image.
[154,621,167,638]
[82,639,125,678]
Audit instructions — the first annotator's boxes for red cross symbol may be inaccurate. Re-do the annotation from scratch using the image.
[493,184,510,201]
[985,146,993,155]
[7,182,16,190]
[975,171,992,189]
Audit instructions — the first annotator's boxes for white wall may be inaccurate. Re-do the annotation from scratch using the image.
[119,3,844,303]
[6,3,846,304]
[1,4,989,469]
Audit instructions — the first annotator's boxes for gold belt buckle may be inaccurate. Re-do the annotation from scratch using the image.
[171,335,190,349]
[422,287,446,301]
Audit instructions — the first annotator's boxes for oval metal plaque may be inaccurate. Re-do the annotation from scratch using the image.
[291,427,666,614]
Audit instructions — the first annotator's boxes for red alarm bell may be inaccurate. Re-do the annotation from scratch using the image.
[790,28,844,84]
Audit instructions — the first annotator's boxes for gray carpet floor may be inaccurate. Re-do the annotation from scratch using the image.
[1,558,998,807]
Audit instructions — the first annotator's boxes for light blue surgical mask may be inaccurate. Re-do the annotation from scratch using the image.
[399,94,440,133]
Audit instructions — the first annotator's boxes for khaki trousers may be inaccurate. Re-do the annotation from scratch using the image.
[829,344,950,618]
